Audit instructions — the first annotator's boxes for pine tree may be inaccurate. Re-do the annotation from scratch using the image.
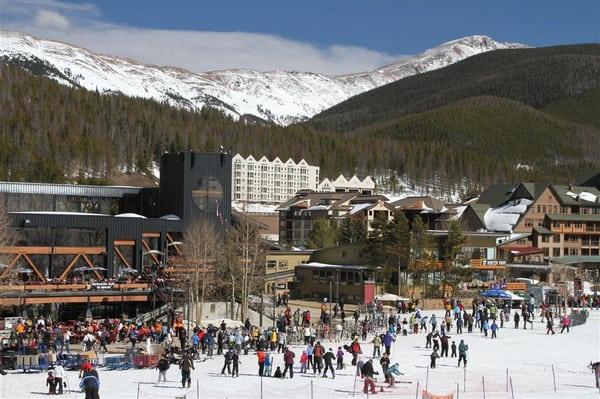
[337,218,367,245]
[307,220,337,249]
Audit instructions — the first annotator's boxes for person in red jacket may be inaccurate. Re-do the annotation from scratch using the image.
[560,315,571,333]
[256,349,266,376]
[283,347,295,378]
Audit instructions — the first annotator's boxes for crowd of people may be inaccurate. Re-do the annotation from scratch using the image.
[1,291,595,396]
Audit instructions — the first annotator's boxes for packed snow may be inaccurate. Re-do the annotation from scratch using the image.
[2,308,598,399]
[567,191,598,204]
[0,32,526,125]
[484,199,532,232]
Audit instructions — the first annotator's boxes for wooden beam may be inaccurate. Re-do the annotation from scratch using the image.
[166,233,183,256]
[0,246,105,255]
[142,232,161,238]
[58,254,81,281]
[114,247,131,268]
[0,295,149,305]
[142,240,161,267]
[21,254,46,282]
[81,254,104,280]
[114,240,135,246]
[53,247,105,255]
[0,254,20,279]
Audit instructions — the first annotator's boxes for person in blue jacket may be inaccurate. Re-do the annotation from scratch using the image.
[79,363,100,399]
[490,320,498,339]
[382,332,395,355]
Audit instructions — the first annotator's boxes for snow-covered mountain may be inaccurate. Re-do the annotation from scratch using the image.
[0,31,527,125]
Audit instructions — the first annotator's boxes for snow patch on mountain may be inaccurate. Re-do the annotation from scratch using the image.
[0,31,528,125]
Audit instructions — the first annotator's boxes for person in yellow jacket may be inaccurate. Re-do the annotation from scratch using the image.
[270,329,277,351]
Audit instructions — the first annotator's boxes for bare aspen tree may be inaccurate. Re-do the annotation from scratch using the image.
[0,202,15,282]
[222,215,266,322]
[182,217,221,324]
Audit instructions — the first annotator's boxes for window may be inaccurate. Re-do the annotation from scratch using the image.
[552,248,560,257]
[279,260,288,269]
[541,235,549,243]
[266,260,277,268]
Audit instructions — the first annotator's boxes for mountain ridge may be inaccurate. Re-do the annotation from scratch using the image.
[0,31,526,125]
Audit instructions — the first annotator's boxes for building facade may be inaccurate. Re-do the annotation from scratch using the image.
[232,154,319,205]
[317,175,375,194]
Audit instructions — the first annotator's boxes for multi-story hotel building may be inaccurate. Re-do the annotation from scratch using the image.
[232,154,320,205]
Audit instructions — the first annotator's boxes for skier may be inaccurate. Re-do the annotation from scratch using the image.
[46,371,57,395]
[491,320,498,339]
[425,331,433,348]
[383,332,395,356]
[336,347,345,370]
[440,334,450,357]
[283,347,295,378]
[514,312,520,329]
[179,353,194,388]
[313,341,324,374]
[560,315,570,333]
[458,340,468,367]
[361,359,378,394]
[157,354,170,383]
[221,349,233,375]
[231,350,240,378]
[53,362,65,395]
[264,351,273,377]
[372,334,382,358]
[430,349,440,369]
[451,341,457,357]
[546,318,555,335]
[300,350,308,373]
[256,348,266,376]
[322,348,336,378]
[79,363,100,399]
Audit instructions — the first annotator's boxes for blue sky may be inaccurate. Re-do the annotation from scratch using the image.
[1,0,598,74]
[94,0,600,53]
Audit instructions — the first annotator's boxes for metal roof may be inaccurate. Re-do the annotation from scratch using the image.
[546,213,600,222]
[0,181,141,198]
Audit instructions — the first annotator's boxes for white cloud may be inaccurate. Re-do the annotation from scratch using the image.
[34,10,70,31]
[0,0,404,75]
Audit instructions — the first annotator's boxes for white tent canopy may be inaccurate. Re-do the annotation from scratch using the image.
[375,293,411,302]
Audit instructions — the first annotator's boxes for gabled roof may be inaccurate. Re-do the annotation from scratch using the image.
[549,185,600,207]
[577,171,600,188]
[477,183,518,207]
[390,196,446,213]
[470,203,490,226]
